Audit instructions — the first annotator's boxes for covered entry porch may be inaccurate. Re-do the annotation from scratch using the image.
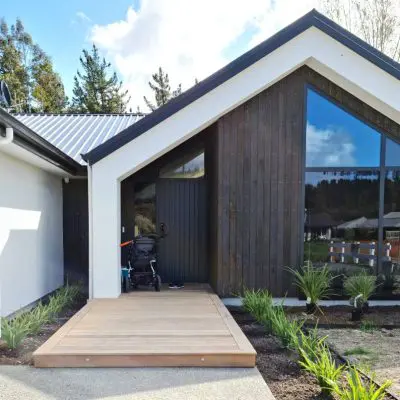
[33,285,256,368]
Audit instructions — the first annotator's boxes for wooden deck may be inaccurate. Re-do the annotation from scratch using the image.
[33,285,256,368]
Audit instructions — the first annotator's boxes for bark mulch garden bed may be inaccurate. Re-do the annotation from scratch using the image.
[285,305,400,328]
[0,295,86,365]
[231,308,326,400]
[230,307,399,400]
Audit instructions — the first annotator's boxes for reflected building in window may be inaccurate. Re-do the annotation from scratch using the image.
[304,88,400,295]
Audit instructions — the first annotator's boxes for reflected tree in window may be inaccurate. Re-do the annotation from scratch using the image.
[160,151,204,178]
[134,183,156,235]
[304,88,400,297]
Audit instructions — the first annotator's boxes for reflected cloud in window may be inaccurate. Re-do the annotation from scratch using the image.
[306,89,381,167]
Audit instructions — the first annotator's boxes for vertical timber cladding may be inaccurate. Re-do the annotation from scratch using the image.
[215,69,306,296]
[63,179,89,281]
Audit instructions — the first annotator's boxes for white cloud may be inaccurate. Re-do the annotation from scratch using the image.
[306,122,356,167]
[76,11,92,23]
[90,0,319,110]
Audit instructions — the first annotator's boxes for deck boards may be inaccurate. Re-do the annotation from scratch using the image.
[33,285,256,367]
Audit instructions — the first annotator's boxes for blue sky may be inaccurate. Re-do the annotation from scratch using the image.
[1,0,317,107]
[1,0,138,97]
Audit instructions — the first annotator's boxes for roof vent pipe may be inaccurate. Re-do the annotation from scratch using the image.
[0,126,14,146]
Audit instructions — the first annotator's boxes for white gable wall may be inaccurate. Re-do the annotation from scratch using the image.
[0,151,64,316]
[89,26,400,298]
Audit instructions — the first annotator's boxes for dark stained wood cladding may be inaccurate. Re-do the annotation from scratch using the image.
[212,66,400,296]
[214,70,305,296]
[63,179,89,282]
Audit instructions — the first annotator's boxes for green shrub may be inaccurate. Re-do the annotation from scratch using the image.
[299,345,345,395]
[1,283,82,349]
[344,273,377,304]
[332,367,392,400]
[28,302,51,334]
[287,263,332,306]
[1,313,32,349]
[242,289,274,331]
[270,304,303,349]
[297,326,327,362]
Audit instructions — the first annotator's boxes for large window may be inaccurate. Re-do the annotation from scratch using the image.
[304,88,400,296]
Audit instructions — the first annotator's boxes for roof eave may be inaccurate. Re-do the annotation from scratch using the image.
[0,108,85,175]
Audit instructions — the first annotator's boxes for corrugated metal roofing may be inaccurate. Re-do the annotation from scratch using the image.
[13,113,143,164]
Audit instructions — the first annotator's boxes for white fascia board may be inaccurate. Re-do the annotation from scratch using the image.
[93,27,400,182]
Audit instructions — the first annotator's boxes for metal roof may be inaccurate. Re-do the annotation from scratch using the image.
[13,113,143,164]
[0,108,82,174]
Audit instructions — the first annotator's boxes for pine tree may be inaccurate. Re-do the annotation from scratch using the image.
[71,44,130,113]
[143,67,182,111]
[0,18,67,112]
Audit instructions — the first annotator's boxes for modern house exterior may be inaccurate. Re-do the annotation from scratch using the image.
[1,9,400,316]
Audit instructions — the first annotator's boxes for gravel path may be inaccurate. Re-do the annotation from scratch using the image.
[320,328,400,396]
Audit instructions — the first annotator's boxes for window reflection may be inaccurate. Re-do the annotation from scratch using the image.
[382,170,400,295]
[386,138,400,167]
[134,183,156,236]
[160,151,205,178]
[306,89,381,167]
[304,171,379,276]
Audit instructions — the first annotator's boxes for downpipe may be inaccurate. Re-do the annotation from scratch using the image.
[0,126,14,145]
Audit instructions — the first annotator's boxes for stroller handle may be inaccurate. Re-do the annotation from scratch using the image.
[120,240,134,248]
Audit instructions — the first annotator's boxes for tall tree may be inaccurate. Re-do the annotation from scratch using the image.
[71,44,130,113]
[321,0,400,60]
[0,18,67,112]
[144,67,182,111]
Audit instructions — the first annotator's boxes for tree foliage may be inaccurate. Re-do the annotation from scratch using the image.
[0,18,67,112]
[71,44,130,113]
[144,67,182,111]
[321,0,400,60]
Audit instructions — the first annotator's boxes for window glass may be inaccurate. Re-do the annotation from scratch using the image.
[383,170,400,295]
[133,183,156,236]
[304,171,379,289]
[306,89,381,167]
[386,138,400,167]
[160,151,204,178]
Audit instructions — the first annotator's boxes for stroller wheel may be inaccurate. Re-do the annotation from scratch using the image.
[154,275,162,292]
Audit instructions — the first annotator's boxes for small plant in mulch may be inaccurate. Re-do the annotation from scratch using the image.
[242,289,274,329]
[298,344,345,396]
[297,326,328,362]
[0,284,82,350]
[344,273,377,318]
[269,304,304,349]
[287,262,333,314]
[331,367,392,400]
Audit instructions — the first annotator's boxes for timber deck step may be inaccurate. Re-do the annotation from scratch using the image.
[33,285,256,367]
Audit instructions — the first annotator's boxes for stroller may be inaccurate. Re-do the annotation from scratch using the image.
[120,235,162,291]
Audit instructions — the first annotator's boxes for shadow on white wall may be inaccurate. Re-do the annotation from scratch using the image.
[0,207,41,257]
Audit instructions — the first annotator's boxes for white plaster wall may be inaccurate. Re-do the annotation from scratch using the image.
[89,27,400,299]
[0,151,64,317]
